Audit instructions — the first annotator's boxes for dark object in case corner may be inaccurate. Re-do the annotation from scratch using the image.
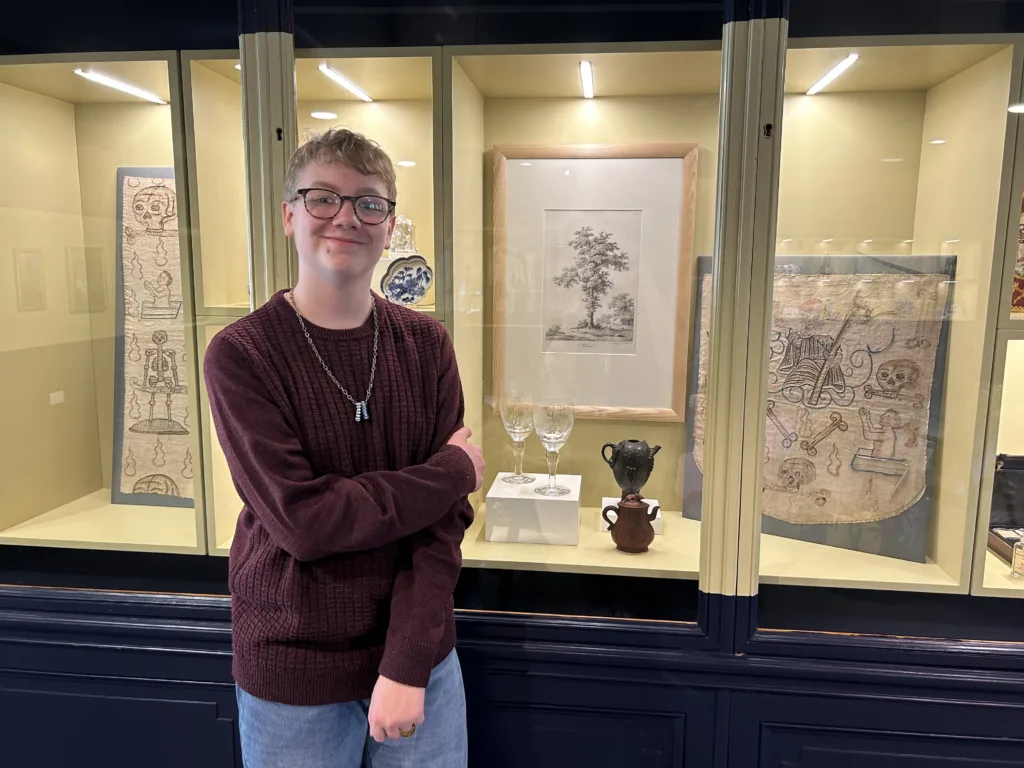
[990,454,1024,529]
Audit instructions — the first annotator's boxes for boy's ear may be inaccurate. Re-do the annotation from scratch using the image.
[282,200,295,236]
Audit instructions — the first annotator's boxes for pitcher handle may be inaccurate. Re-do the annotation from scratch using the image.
[601,443,617,467]
[648,505,660,521]
[602,504,618,530]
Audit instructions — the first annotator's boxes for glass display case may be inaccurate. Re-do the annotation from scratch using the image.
[197,50,443,553]
[181,52,249,316]
[754,42,1016,593]
[0,53,205,553]
[297,52,440,315]
[447,46,722,617]
[972,334,1024,596]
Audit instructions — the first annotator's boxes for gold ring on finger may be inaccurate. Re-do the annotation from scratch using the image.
[399,725,416,738]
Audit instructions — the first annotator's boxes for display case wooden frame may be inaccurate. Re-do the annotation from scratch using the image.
[0,50,207,555]
[490,143,698,422]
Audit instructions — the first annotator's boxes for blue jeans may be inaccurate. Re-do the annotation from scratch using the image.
[236,650,467,768]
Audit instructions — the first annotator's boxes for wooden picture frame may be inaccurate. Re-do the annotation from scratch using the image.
[491,144,698,421]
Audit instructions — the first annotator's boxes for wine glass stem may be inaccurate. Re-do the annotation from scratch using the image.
[545,450,559,489]
[512,439,526,477]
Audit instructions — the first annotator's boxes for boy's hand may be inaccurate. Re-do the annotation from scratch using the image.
[447,427,485,492]
[368,675,426,742]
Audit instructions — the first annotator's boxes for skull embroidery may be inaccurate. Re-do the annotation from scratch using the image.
[778,457,816,491]
[133,186,176,232]
[876,359,920,394]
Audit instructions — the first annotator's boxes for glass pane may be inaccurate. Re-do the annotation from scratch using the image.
[451,49,721,621]
[188,57,250,312]
[296,56,436,312]
[0,58,200,552]
[759,43,1013,591]
[200,320,243,553]
[981,338,1024,592]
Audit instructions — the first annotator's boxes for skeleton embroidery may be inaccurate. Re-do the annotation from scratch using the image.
[694,272,950,527]
[115,171,194,504]
[775,294,871,407]
[864,359,925,409]
[773,457,816,493]
[766,400,797,449]
[800,412,848,456]
[852,407,911,497]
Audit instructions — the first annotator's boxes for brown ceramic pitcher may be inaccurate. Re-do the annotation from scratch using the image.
[602,493,659,554]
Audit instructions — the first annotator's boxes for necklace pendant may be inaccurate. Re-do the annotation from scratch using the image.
[355,401,369,423]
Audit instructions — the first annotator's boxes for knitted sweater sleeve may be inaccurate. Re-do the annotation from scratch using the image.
[378,328,475,687]
[203,331,477,562]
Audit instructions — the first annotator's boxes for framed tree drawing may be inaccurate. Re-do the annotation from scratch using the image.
[492,144,698,421]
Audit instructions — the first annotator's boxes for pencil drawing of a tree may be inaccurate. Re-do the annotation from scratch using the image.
[553,226,629,329]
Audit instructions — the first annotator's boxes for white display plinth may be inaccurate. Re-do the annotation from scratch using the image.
[600,497,663,535]
[485,473,582,545]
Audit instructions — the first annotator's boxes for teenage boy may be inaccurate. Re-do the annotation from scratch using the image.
[204,127,484,768]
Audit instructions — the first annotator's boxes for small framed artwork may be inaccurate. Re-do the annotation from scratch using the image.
[13,248,46,312]
[491,144,698,421]
[66,246,107,314]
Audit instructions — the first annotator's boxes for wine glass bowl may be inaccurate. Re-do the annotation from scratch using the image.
[500,393,534,484]
[532,399,575,497]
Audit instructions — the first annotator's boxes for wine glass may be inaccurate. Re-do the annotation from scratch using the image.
[533,398,575,497]
[500,392,535,484]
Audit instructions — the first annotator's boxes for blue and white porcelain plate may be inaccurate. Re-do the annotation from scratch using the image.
[380,255,433,306]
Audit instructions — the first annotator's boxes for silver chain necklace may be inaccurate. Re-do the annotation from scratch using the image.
[286,290,378,423]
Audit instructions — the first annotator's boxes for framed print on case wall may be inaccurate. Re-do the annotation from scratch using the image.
[492,144,698,421]
[13,248,46,312]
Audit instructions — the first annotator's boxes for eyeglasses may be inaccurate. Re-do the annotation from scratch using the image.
[293,188,396,225]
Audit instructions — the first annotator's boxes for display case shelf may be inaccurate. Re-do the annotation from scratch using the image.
[461,506,701,581]
[760,534,960,593]
[0,490,198,554]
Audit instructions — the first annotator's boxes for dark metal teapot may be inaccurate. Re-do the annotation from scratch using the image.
[601,439,662,500]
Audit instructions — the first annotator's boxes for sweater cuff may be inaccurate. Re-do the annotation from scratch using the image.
[378,630,439,688]
[429,444,477,498]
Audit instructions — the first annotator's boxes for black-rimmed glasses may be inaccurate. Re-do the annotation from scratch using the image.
[293,188,396,225]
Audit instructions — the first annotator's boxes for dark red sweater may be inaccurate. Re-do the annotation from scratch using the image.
[203,289,476,706]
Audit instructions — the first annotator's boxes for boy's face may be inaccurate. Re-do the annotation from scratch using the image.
[282,160,395,283]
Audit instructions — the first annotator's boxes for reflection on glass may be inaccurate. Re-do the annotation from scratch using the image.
[0,58,199,552]
[188,58,249,311]
[760,42,1012,591]
[499,392,534,484]
[533,399,575,497]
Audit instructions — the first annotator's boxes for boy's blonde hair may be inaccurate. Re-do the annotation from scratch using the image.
[283,127,397,202]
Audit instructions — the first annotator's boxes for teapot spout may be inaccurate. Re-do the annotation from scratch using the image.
[651,444,662,456]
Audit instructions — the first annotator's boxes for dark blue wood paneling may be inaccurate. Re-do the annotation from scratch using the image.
[789,0,1024,37]
[0,0,238,55]
[458,642,718,768]
[0,671,238,768]
[292,1,725,50]
[729,690,1024,767]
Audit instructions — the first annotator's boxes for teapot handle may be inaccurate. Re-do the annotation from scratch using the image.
[601,504,618,530]
[601,442,618,467]
[648,504,660,522]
